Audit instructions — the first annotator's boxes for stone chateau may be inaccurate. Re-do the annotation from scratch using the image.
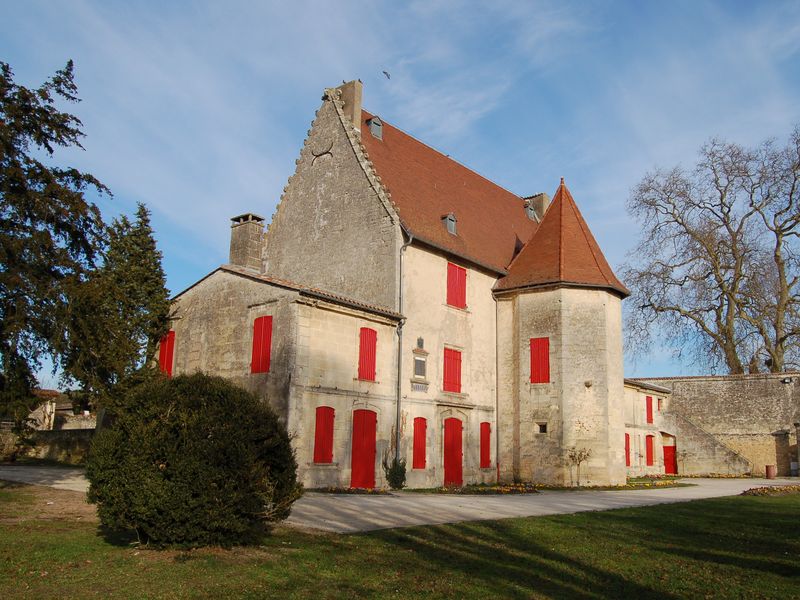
[160,81,799,489]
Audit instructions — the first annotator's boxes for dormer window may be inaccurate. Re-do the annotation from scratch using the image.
[367,117,383,140]
[442,212,457,235]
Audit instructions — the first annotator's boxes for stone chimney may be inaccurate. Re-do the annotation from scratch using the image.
[523,193,551,222]
[336,80,363,127]
[229,213,265,271]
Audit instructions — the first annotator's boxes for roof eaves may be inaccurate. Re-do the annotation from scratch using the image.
[218,264,403,320]
[623,378,673,394]
[493,279,629,298]
[409,232,508,276]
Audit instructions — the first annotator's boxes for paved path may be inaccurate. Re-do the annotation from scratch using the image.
[0,465,794,533]
[0,465,88,492]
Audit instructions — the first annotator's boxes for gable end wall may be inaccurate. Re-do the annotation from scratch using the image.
[263,99,401,311]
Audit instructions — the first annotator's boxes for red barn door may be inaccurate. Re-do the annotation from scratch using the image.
[350,409,377,489]
[663,445,678,475]
[443,418,463,486]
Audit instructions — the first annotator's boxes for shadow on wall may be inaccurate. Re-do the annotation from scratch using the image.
[775,431,792,475]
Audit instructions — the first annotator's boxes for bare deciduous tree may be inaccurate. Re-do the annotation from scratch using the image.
[623,127,800,374]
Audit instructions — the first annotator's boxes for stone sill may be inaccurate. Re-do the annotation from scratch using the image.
[442,303,471,314]
[353,378,380,384]
[307,462,340,468]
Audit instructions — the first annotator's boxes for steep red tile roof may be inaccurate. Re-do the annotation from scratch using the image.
[495,179,629,296]
[359,111,538,273]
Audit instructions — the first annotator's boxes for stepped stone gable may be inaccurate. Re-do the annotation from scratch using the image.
[263,88,402,311]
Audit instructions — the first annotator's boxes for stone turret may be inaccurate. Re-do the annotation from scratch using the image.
[495,179,628,486]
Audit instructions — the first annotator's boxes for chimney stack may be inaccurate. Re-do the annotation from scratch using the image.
[229,213,265,271]
[524,193,551,222]
[336,80,363,127]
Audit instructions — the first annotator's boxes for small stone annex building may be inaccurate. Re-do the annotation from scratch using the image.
[161,80,685,489]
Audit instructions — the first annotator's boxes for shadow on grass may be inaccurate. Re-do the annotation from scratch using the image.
[367,496,800,598]
[96,523,139,547]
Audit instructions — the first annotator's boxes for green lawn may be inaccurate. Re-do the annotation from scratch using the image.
[1,481,798,599]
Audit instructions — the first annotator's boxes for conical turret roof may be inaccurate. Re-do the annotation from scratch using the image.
[495,179,629,296]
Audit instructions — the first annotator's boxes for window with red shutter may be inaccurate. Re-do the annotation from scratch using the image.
[646,396,653,424]
[625,433,631,467]
[313,406,335,463]
[412,417,426,469]
[480,422,491,468]
[645,434,655,466]
[158,330,175,377]
[530,337,550,383]
[446,263,467,308]
[250,315,273,374]
[358,327,377,381]
[443,347,462,393]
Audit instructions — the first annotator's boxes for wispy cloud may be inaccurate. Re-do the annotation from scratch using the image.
[4,1,800,378]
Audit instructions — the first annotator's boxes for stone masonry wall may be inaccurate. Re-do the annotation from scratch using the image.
[497,287,625,486]
[262,98,401,311]
[170,270,299,421]
[640,374,800,476]
[289,299,399,489]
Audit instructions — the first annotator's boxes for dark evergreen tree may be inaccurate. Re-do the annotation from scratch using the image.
[0,60,108,423]
[59,203,170,404]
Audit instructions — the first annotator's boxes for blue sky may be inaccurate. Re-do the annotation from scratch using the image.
[4,1,800,384]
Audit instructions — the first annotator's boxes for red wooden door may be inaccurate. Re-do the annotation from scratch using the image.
[645,435,655,466]
[443,418,463,486]
[350,409,377,489]
[663,445,677,474]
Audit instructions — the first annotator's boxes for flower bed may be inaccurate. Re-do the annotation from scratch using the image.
[741,484,800,496]
[311,487,391,495]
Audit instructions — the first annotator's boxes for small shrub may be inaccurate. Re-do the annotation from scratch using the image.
[382,455,406,490]
[86,373,301,547]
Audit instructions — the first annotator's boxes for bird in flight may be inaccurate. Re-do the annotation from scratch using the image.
[382,70,391,80]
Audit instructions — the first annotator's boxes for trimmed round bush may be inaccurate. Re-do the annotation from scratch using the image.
[87,373,300,547]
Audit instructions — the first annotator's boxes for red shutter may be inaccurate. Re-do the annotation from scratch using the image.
[358,327,377,381]
[480,422,491,468]
[413,417,426,469]
[625,433,631,467]
[646,396,653,424]
[530,337,550,383]
[443,348,461,393]
[158,330,175,376]
[251,315,273,373]
[446,263,467,308]
[313,406,335,463]
[646,435,654,466]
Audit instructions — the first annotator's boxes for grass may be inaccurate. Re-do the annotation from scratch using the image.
[1,480,799,599]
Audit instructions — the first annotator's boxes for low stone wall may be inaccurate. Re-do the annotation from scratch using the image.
[639,373,800,476]
[0,429,94,465]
